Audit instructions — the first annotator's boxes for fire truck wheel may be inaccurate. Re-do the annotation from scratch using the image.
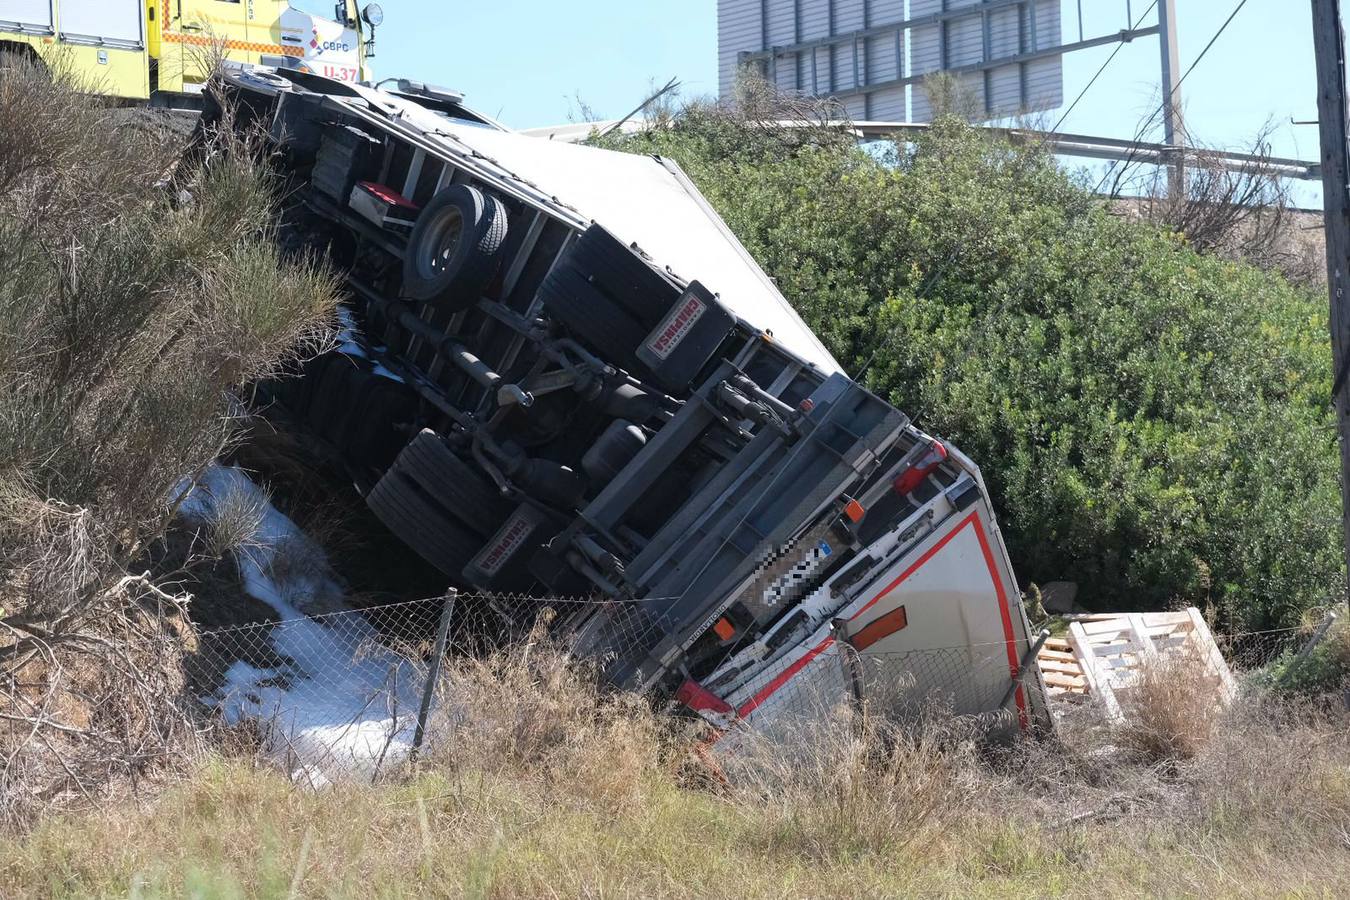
[402,185,508,307]
[393,430,514,535]
[366,470,482,578]
[567,224,682,329]
[538,263,651,375]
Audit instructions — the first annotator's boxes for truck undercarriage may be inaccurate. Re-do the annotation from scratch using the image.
[213,67,1052,736]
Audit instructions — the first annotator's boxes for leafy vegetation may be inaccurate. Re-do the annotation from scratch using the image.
[603,101,1341,630]
[0,61,338,826]
[1255,613,1350,695]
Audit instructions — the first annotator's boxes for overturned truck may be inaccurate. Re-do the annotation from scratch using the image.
[216,68,1051,737]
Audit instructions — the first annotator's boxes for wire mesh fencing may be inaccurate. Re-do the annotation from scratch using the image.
[189,591,657,785]
[191,598,439,787]
[186,591,1344,785]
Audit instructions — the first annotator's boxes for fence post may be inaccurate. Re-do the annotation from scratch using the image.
[830,618,866,714]
[1279,610,1340,687]
[999,629,1051,712]
[411,589,456,762]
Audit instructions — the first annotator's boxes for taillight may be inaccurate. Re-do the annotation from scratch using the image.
[675,679,732,715]
[893,440,948,496]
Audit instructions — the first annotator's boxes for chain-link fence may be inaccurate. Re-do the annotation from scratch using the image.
[190,592,663,786]
[186,588,1342,785]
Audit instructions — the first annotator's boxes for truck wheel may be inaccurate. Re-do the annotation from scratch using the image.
[342,375,418,473]
[567,225,682,329]
[366,470,482,578]
[402,184,508,308]
[307,354,364,439]
[393,430,514,534]
[539,263,651,375]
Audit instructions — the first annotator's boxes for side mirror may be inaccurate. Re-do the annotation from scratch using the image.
[362,3,384,27]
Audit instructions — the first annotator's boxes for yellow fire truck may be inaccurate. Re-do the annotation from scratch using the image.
[0,1,381,101]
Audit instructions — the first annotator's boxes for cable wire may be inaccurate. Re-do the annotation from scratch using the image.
[1051,0,1159,134]
[1094,0,1252,194]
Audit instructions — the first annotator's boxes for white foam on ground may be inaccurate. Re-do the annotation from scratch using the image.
[182,465,432,787]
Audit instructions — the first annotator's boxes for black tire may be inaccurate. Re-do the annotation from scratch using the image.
[290,351,339,417]
[568,225,681,329]
[366,470,482,578]
[307,353,363,436]
[402,185,508,308]
[394,430,514,534]
[539,263,651,374]
[342,376,418,472]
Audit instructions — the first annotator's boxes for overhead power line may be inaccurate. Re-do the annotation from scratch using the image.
[1094,0,1253,194]
[1052,1,1159,134]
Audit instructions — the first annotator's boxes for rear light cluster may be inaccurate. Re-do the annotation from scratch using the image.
[893,440,947,497]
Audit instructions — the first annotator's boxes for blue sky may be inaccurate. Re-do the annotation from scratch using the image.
[367,1,720,125]
[369,1,1326,197]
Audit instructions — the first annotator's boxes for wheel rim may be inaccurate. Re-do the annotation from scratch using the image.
[421,207,464,279]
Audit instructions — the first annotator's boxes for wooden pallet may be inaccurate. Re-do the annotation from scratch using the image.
[1060,609,1237,721]
[1037,636,1089,699]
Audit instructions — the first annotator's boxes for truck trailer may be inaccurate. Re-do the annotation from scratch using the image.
[214,67,1052,739]
[0,0,379,101]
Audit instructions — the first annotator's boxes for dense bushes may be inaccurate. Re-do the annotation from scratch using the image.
[604,106,1340,630]
[0,62,337,823]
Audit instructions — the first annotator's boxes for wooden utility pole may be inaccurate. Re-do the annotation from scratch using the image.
[1312,0,1350,611]
[1157,0,1186,194]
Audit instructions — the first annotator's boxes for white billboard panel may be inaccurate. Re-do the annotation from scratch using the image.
[910,0,1062,122]
[0,0,54,32]
[718,0,1064,124]
[59,0,143,47]
[717,0,762,102]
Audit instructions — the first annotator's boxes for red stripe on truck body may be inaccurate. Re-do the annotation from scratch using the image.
[735,510,1027,729]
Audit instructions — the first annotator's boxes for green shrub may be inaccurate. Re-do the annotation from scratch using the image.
[1255,616,1350,695]
[0,65,338,620]
[605,107,1340,630]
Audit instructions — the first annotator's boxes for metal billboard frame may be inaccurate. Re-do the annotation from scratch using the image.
[733,0,1160,121]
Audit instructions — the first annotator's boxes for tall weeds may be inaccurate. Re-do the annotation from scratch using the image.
[1116,653,1224,762]
[0,60,338,826]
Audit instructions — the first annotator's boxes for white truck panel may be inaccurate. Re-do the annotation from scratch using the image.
[0,0,53,32]
[280,6,360,83]
[426,120,843,375]
[58,0,142,47]
[722,497,1041,743]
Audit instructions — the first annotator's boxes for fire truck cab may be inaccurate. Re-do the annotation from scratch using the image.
[0,0,381,101]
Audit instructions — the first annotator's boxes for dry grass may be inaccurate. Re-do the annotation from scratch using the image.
[1,649,1347,898]
[201,481,269,561]
[423,624,684,817]
[0,59,339,826]
[728,713,980,863]
[1115,653,1224,762]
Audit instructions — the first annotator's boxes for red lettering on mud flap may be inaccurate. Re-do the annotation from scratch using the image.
[646,292,708,360]
[473,511,536,577]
